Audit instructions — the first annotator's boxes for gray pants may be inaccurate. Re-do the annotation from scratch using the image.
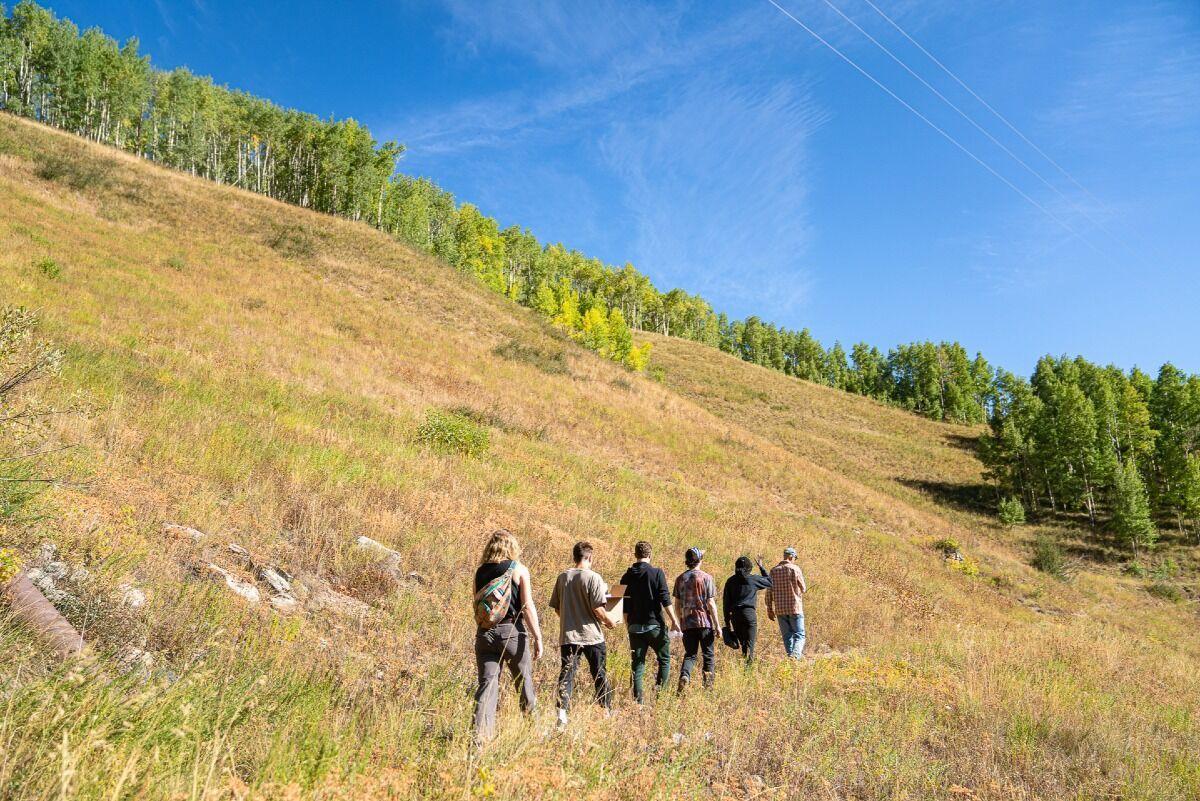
[473,623,535,740]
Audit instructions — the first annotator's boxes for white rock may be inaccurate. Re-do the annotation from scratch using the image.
[163,523,205,541]
[258,566,293,596]
[119,584,147,608]
[228,543,251,559]
[269,595,299,614]
[205,564,261,604]
[354,536,402,568]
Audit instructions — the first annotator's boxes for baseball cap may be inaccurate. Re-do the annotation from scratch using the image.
[783,546,797,558]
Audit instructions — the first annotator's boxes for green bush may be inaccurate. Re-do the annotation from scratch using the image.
[415,409,489,457]
[1030,534,1068,580]
[998,496,1026,527]
[932,538,960,557]
[35,257,61,280]
[1147,582,1184,603]
[165,255,186,271]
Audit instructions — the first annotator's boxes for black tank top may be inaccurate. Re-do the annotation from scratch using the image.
[474,560,524,630]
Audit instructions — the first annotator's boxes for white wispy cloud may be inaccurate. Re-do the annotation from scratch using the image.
[1045,4,1200,141]
[399,1,768,156]
[600,77,827,316]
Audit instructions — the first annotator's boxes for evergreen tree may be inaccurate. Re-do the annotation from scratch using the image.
[1112,460,1156,558]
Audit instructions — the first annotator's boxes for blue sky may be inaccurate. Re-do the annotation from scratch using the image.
[47,1,1200,375]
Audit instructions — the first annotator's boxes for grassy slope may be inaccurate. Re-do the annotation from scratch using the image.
[1,113,1197,800]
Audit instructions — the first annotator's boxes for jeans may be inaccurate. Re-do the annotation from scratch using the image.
[678,628,715,690]
[628,623,671,703]
[557,642,612,711]
[473,623,535,741]
[729,607,758,662]
[777,612,806,659]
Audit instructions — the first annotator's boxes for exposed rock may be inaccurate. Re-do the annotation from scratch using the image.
[354,535,402,569]
[405,571,428,586]
[117,646,155,677]
[119,583,147,609]
[258,565,293,596]
[163,523,206,541]
[227,543,251,562]
[269,595,299,614]
[204,563,261,604]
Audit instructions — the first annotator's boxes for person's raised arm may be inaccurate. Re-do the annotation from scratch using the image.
[517,566,543,660]
[755,556,769,577]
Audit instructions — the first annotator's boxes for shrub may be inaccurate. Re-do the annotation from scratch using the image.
[998,496,1026,527]
[1030,535,1068,580]
[35,257,61,280]
[950,556,979,577]
[266,224,317,259]
[1150,557,1180,581]
[35,150,113,190]
[491,340,569,375]
[415,409,489,457]
[1124,561,1147,578]
[1147,582,1184,603]
[0,546,20,584]
[932,538,960,557]
[165,255,186,271]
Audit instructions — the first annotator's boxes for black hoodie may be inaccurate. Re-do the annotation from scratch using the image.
[619,561,671,627]
[722,565,771,623]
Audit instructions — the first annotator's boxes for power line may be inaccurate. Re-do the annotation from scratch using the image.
[763,0,1106,258]
[858,0,1107,211]
[822,0,1115,238]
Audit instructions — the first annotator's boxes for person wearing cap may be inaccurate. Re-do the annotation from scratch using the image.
[672,547,720,691]
[766,547,808,659]
[722,555,772,663]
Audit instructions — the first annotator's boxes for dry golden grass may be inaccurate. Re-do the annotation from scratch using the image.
[1,113,1198,800]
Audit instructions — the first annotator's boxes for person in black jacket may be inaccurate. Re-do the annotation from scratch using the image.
[722,555,771,663]
[620,540,680,703]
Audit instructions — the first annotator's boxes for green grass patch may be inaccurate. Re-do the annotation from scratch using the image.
[414,409,489,457]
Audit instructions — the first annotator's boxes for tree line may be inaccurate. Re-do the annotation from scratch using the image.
[982,358,1200,552]
[3,2,1198,550]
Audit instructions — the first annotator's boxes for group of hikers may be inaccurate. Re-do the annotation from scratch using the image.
[471,529,808,740]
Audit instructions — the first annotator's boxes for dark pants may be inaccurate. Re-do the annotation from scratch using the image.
[628,624,671,703]
[678,628,715,690]
[730,607,758,662]
[473,623,535,741]
[557,642,612,711]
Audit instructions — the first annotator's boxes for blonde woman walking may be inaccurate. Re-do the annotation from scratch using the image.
[472,529,543,741]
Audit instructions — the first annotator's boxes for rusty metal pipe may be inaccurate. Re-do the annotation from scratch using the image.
[2,571,85,657]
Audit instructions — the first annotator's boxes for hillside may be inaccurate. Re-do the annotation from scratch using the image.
[1,113,1198,800]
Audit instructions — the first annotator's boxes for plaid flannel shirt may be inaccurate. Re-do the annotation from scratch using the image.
[767,561,806,616]
[672,568,717,630]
